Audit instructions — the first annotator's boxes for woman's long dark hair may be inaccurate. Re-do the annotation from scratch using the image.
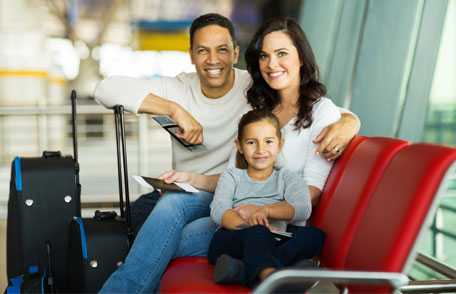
[245,17,326,130]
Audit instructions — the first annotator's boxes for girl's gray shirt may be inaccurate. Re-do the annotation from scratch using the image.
[210,167,312,232]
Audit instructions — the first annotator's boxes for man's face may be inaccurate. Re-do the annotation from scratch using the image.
[190,25,239,98]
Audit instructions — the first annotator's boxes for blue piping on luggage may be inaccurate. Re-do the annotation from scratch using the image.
[74,217,88,261]
[7,275,23,294]
[28,265,38,274]
[14,157,22,192]
[41,272,46,294]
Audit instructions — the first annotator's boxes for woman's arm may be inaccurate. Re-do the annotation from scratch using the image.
[314,110,360,161]
[309,185,322,206]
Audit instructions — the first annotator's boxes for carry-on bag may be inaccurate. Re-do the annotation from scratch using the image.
[6,91,81,290]
[66,104,133,293]
[6,242,56,294]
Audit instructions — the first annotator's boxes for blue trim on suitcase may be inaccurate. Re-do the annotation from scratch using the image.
[74,217,88,261]
[14,157,22,192]
[28,265,39,274]
[41,272,46,294]
[6,275,23,294]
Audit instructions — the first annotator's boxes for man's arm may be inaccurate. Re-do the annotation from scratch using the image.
[139,93,203,144]
[94,76,203,144]
[160,170,220,192]
[314,111,361,161]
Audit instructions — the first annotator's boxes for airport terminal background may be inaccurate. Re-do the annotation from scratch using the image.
[0,0,455,290]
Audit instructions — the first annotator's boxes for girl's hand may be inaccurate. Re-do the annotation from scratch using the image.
[234,204,262,221]
[159,170,194,184]
[247,207,270,229]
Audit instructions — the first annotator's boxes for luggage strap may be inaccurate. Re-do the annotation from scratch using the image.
[7,275,23,294]
[74,217,88,261]
[14,157,22,192]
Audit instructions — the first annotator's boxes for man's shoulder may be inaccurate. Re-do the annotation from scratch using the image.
[175,71,199,84]
[234,68,251,87]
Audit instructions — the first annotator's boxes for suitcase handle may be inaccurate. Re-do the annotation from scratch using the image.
[113,105,133,246]
[42,151,62,158]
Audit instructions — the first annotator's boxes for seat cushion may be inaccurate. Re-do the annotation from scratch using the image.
[160,257,250,293]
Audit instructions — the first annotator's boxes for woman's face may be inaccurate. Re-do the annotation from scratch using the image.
[258,31,301,94]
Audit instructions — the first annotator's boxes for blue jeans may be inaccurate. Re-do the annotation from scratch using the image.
[99,191,217,293]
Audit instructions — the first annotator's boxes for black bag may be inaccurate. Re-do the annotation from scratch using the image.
[6,242,57,294]
[66,104,133,293]
[6,269,50,294]
[7,92,81,290]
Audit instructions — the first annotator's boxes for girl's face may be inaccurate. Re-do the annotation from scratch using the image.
[237,120,282,173]
[258,31,301,93]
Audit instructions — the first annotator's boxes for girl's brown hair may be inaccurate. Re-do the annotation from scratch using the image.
[236,109,281,169]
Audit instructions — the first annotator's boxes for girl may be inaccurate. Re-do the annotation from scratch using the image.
[208,109,318,286]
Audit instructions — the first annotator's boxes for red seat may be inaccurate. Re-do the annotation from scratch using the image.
[255,143,456,293]
[343,143,456,292]
[159,257,249,293]
[310,135,366,225]
[159,140,456,294]
[160,136,406,293]
[313,137,409,269]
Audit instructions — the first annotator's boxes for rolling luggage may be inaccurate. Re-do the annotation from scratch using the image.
[66,104,133,293]
[6,90,81,290]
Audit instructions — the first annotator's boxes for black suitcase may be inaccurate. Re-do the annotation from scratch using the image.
[7,92,81,290]
[67,104,133,293]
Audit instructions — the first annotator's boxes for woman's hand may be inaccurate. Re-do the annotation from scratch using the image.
[159,170,194,184]
[314,113,360,161]
[234,204,262,221]
[247,207,270,228]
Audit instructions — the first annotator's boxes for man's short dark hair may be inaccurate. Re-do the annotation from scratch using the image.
[189,13,237,48]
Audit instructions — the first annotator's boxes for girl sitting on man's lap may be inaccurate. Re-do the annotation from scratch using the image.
[208,109,323,287]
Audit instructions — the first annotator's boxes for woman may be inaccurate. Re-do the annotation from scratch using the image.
[208,17,341,286]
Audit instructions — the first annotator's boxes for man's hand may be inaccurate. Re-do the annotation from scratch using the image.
[138,93,203,145]
[247,207,270,228]
[314,113,360,161]
[159,170,194,184]
[171,107,203,145]
[234,204,262,221]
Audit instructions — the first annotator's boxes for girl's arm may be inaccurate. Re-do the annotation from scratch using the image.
[261,202,295,221]
[210,169,246,229]
[221,209,248,230]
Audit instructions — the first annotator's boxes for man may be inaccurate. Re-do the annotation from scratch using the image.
[95,13,359,293]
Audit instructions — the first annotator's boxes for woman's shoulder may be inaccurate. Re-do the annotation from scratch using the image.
[313,97,338,111]
[312,97,341,119]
